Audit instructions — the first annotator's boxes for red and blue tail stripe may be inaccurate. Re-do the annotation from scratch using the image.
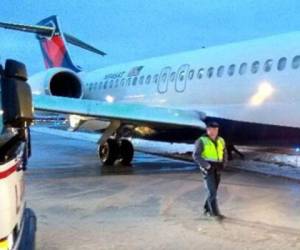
[37,16,81,72]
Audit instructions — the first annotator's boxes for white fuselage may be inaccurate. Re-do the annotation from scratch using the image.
[80,31,300,129]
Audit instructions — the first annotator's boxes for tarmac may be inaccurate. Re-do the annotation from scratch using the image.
[26,129,300,250]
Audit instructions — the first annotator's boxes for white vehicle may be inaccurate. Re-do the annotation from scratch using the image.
[1,16,300,166]
[0,60,35,250]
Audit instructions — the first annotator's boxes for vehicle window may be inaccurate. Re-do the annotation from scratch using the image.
[251,61,260,74]
[239,63,247,75]
[292,55,300,69]
[277,57,287,71]
[145,75,152,84]
[99,81,103,89]
[217,66,224,77]
[264,59,273,72]
[228,64,235,76]
[207,67,214,78]
[197,68,204,79]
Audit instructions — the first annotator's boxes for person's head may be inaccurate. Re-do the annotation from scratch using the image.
[206,122,220,140]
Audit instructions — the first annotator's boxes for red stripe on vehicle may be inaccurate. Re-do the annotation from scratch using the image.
[0,164,17,179]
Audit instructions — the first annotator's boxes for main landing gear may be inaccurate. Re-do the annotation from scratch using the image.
[98,138,134,166]
[97,120,134,166]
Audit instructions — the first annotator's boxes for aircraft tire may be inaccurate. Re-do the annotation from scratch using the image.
[120,139,134,166]
[98,139,119,166]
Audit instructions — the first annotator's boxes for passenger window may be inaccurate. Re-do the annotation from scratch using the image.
[158,67,171,93]
[217,66,224,77]
[251,61,260,74]
[93,82,97,90]
[103,81,108,89]
[145,75,152,84]
[188,69,194,80]
[176,64,189,92]
[277,57,287,71]
[292,55,300,69]
[109,80,114,88]
[228,64,235,76]
[162,72,168,82]
[207,67,214,78]
[153,74,159,84]
[132,77,138,86]
[120,78,125,87]
[197,68,204,79]
[139,75,144,85]
[264,59,273,72]
[239,63,247,75]
[99,82,103,89]
[114,79,119,88]
[127,78,131,86]
[170,72,176,82]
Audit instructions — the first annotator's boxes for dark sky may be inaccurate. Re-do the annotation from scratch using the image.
[1,0,300,74]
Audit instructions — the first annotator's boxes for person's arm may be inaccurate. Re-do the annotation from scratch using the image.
[222,145,228,168]
[192,139,211,174]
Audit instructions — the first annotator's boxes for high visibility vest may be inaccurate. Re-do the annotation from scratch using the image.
[199,136,225,162]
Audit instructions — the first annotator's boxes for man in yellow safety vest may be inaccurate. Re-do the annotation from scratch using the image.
[193,121,227,220]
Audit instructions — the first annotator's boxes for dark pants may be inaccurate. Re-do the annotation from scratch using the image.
[203,166,221,216]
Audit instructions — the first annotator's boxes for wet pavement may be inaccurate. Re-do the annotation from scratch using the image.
[26,131,300,250]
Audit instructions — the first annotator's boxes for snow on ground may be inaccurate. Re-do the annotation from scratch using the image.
[32,126,300,181]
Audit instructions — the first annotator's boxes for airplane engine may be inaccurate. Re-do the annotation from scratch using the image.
[29,67,83,98]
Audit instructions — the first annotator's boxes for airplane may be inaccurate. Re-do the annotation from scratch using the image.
[1,15,300,166]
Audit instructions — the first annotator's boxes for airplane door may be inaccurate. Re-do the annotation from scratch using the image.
[158,67,171,94]
[175,64,189,92]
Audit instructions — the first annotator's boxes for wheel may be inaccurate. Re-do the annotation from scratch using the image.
[120,139,134,166]
[98,139,119,166]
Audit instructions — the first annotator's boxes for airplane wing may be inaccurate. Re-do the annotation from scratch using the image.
[33,95,206,129]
